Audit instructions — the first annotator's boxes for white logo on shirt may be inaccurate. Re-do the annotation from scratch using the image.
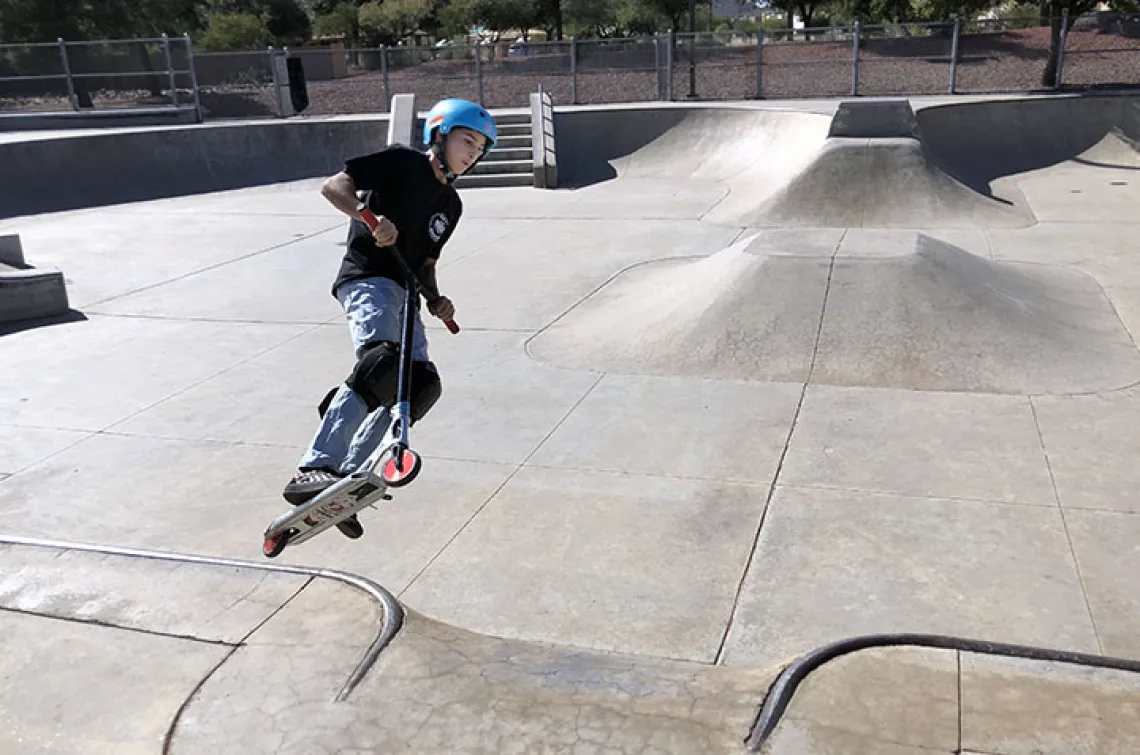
[428,212,449,243]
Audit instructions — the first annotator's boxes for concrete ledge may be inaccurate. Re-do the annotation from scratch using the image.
[828,98,920,139]
[0,106,201,132]
[0,115,391,219]
[0,235,69,324]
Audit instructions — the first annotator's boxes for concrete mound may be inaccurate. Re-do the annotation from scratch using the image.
[814,236,1140,393]
[529,234,1140,395]
[528,233,828,383]
[719,137,1032,228]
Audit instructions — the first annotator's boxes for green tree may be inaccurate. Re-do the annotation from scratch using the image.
[312,0,359,39]
[564,0,620,36]
[198,11,273,48]
[468,0,539,39]
[641,0,694,30]
[265,0,313,43]
[358,0,431,44]
[615,0,665,33]
[437,0,475,38]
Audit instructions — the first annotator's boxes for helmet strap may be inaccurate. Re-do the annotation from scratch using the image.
[432,134,458,184]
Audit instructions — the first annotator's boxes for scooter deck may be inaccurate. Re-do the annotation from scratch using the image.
[264,471,391,549]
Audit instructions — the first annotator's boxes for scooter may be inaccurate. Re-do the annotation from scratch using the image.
[261,209,459,558]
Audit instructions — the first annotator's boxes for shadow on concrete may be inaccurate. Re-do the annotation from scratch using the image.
[0,309,88,337]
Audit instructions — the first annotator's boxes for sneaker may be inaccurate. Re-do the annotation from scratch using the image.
[282,468,364,540]
[282,467,342,505]
[335,514,364,539]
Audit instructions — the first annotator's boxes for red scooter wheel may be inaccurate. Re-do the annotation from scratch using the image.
[263,531,289,558]
[381,448,422,487]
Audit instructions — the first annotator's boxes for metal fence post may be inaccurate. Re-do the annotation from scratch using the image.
[755,28,764,99]
[380,45,390,108]
[851,21,861,96]
[948,19,960,94]
[474,39,483,104]
[161,33,178,107]
[1055,8,1070,90]
[570,37,578,105]
[687,31,697,98]
[184,33,203,121]
[267,45,280,116]
[667,29,675,100]
[57,38,78,111]
[655,33,664,100]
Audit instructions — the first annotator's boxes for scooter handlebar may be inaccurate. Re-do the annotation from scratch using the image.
[358,208,461,335]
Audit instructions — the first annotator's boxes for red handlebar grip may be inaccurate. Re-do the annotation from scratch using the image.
[444,319,460,334]
[359,208,379,230]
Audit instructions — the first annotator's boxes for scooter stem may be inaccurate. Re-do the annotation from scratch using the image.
[358,208,460,334]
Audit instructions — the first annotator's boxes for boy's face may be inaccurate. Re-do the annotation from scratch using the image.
[445,127,489,175]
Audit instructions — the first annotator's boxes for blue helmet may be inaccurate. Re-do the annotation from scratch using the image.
[423,98,497,158]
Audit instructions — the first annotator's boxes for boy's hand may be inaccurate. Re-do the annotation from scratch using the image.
[366,214,398,246]
[428,296,455,322]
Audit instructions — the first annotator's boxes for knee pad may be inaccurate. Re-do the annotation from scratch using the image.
[317,385,338,418]
[346,340,400,412]
[409,360,442,424]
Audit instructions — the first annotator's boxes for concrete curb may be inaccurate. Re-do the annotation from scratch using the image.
[745,632,1140,751]
[0,534,405,702]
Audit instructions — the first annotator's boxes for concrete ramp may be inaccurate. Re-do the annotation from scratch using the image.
[556,105,831,191]
[717,137,1032,228]
[916,95,1140,198]
[528,233,1140,395]
[557,101,1035,229]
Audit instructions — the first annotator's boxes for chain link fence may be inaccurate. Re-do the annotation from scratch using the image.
[0,35,200,115]
[2,12,1138,120]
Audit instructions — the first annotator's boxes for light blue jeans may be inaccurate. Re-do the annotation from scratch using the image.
[299,276,430,474]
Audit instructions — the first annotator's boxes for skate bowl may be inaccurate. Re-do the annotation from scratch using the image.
[527,232,1140,395]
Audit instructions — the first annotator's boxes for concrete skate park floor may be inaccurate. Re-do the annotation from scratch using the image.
[3,93,1140,753]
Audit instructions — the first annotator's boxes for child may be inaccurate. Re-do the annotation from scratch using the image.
[282,98,497,539]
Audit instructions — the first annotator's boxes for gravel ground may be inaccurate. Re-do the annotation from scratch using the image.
[2,26,1137,119]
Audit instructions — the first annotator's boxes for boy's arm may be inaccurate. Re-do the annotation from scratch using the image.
[320,171,365,220]
[322,150,399,219]
[419,257,443,301]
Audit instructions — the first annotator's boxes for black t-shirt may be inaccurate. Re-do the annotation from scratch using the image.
[332,144,462,297]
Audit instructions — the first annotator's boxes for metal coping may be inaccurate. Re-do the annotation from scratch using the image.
[0,534,405,702]
[745,632,1140,751]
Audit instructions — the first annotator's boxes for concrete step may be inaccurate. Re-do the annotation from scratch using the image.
[456,173,533,188]
[495,135,531,149]
[493,112,532,125]
[470,159,532,175]
[486,147,532,161]
[496,123,531,137]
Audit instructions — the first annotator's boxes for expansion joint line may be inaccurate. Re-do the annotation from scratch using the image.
[712,230,847,666]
